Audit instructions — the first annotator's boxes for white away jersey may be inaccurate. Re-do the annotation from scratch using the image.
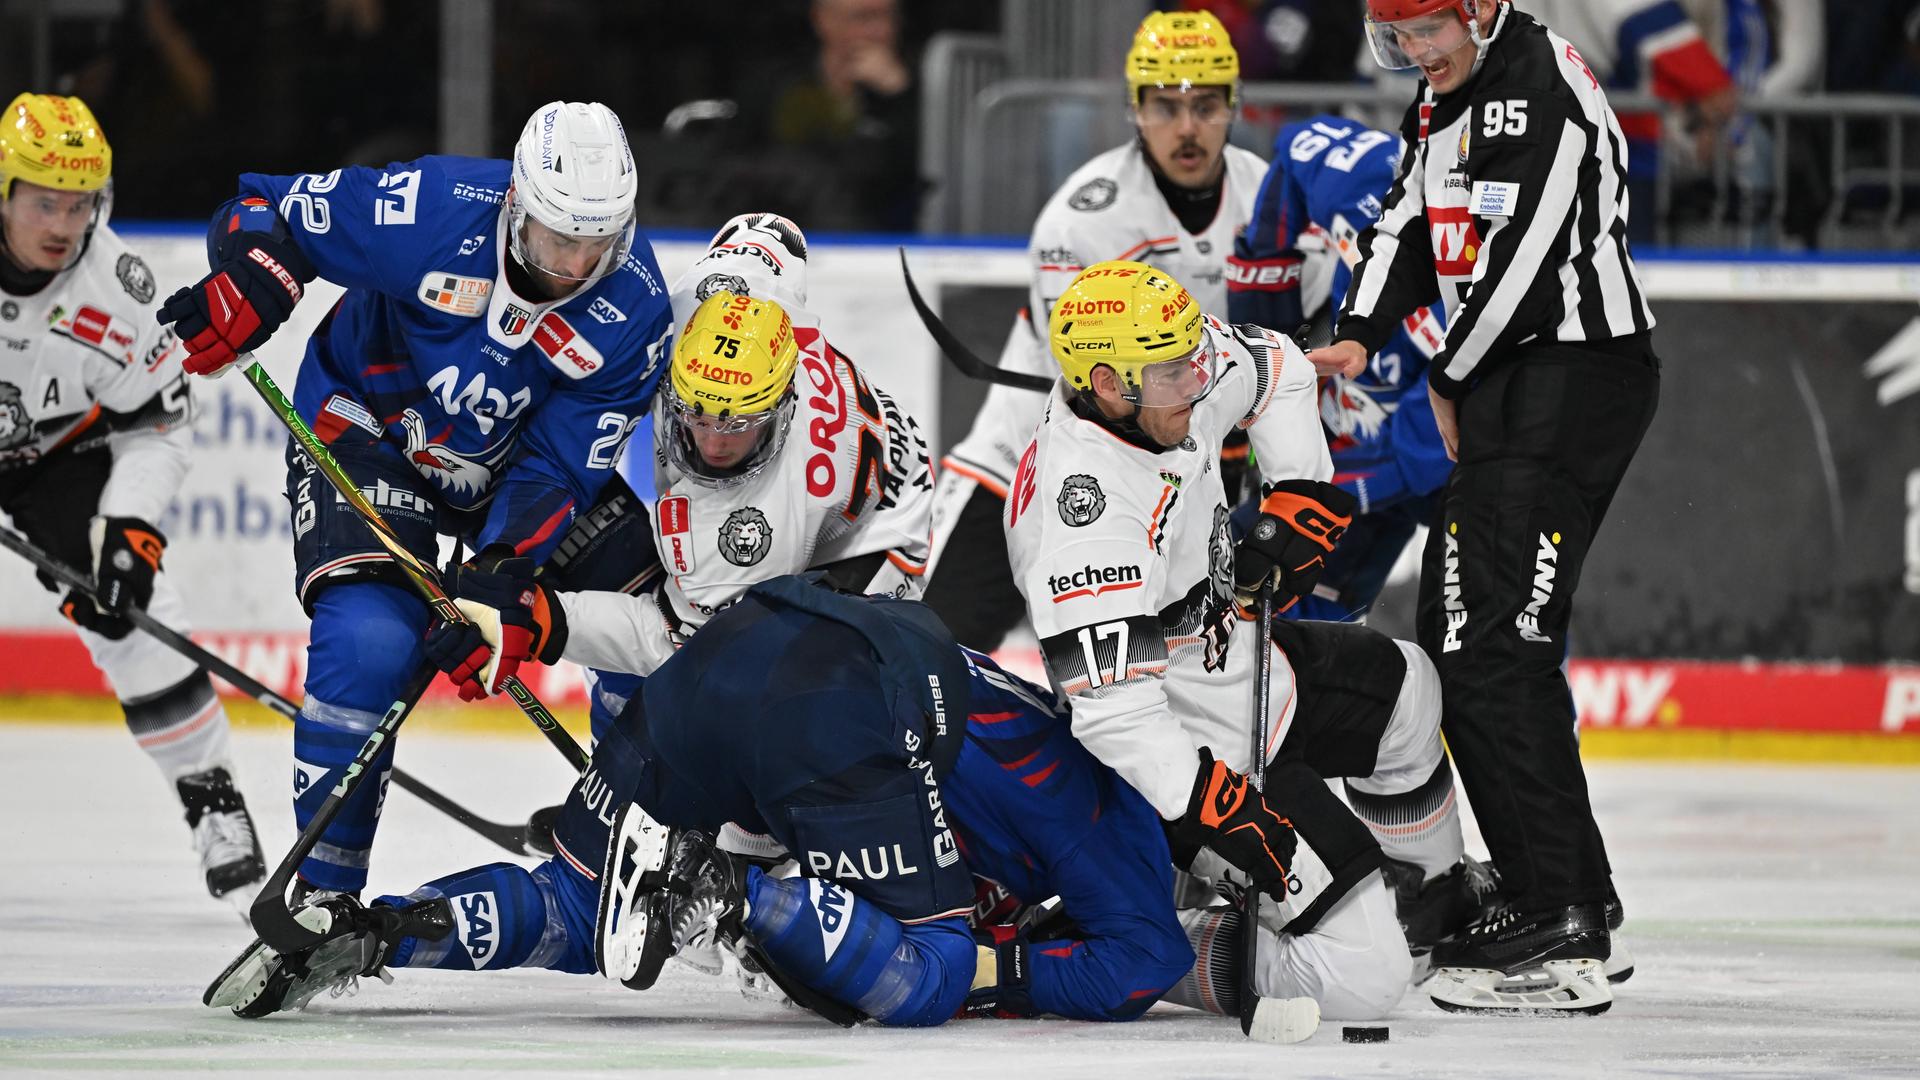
[0,227,192,521]
[942,141,1269,497]
[1004,316,1328,818]
[558,311,934,676]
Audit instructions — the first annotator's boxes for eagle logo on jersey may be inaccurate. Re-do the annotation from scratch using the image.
[718,506,773,566]
[1057,474,1106,527]
[1321,377,1393,453]
[399,408,512,499]
[0,382,30,451]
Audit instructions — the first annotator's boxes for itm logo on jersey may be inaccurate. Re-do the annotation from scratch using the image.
[1515,531,1561,643]
[532,313,604,379]
[418,272,492,318]
[453,891,503,969]
[1048,562,1143,604]
[1429,206,1483,277]
[1441,525,1468,652]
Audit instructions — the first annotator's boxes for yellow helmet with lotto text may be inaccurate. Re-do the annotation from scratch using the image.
[0,93,112,199]
[1047,260,1216,407]
[1125,11,1240,105]
[666,290,801,485]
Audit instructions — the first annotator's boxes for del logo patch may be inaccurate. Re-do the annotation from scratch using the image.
[532,313,603,379]
[418,272,492,317]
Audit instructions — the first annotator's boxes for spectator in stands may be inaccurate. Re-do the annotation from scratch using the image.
[732,0,922,233]
[1827,0,1920,94]
[1522,0,1738,245]
[1177,0,1364,82]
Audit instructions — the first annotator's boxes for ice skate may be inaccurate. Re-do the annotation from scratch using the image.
[203,895,451,1018]
[1428,902,1613,1015]
[177,767,266,914]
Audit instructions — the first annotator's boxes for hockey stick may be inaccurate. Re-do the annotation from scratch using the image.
[237,357,589,774]
[1235,579,1320,1044]
[0,525,550,857]
[897,249,1056,392]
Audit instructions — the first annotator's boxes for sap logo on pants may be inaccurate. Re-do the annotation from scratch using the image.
[806,844,920,881]
[454,891,502,968]
[811,879,852,962]
[1515,532,1560,643]
[1441,527,1467,652]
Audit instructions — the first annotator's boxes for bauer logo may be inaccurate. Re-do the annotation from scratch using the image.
[455,891,503,969]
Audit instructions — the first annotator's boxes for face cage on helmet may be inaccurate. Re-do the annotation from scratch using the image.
[506,188,634,289]
[1122,334,1220,410]
[1365,1,1499,71]
[664,385,797,488]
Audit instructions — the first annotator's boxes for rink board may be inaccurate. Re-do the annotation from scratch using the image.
[1,234,1916,754]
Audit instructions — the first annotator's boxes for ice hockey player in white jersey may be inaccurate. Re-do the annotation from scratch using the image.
[1005,260,1480,1017]
[925,10,1305,651]
[0,93,264,906]
[428,214,934,722]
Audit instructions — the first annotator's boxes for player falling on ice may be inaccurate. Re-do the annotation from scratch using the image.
[0,92,264,909]
[1004,260,1489,1013]
[156,101,674,904]
[207,574,1314,1040]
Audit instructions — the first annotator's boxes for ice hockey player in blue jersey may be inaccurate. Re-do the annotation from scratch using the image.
[1229,115,1452,622]
[200,576,1353,1027]
[156,101,674,898]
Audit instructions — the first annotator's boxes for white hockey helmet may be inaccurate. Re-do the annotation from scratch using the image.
[508,101,637,287]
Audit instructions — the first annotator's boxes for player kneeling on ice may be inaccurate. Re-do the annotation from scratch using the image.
[1004,260,1490,1012]
[0,93,263,909]
[206,576,1306,1035]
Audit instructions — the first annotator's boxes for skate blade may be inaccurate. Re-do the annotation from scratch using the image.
[1604,935,1635,983]
[1428,958,1613,1016]
[204,938,276,1011]
[1245,995,1320,1044]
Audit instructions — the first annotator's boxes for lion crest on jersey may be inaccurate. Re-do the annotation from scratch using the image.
[694,272,751,302]
[0,382,30,451]
[1207,503,1234,604]
[718,507,773,566]
[1057,474,1106,527]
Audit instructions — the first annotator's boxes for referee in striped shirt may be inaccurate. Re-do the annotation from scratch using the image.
[1307,0,1660,1015]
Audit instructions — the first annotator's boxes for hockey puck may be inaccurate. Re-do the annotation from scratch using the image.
[1342,1026,1389,1043]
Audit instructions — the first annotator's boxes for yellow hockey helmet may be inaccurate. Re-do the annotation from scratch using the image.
[1047,260,1216,407]
[666,291,801,485]
[0,93,112,199]
[1125,11,1240,105]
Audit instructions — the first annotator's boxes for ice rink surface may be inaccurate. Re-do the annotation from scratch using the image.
[3,721,1917,1079]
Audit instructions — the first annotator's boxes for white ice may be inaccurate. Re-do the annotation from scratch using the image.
[3,721,1917,1079]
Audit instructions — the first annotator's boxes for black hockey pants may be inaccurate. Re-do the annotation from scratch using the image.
[1415,334,1660,912]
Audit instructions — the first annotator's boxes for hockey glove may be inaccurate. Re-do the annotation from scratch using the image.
[422,550,568,701]
[1224,248,1306,333]
[90,515,166,614]
[1233,479,1357,609]
[156,200,316,377]
[1170,747,1298,902]
[60,587,132,640]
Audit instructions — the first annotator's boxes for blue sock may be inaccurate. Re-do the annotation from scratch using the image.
[745,870,975,1026]
[378,858,596,974]
[293,583,427,893]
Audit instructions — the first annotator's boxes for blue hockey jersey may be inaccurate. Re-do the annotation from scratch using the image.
[1235,116,1452,513]
[224,155,673,558]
